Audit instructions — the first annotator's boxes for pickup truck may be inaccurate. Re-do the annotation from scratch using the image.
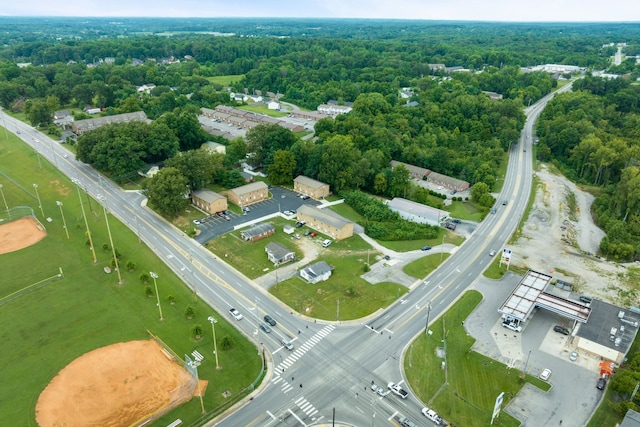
[387,382,408,399]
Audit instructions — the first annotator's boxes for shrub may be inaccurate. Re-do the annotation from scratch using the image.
[192,324,203,339]
[144,286,153,297]
[184,305,195,319]
[221,336,234,350]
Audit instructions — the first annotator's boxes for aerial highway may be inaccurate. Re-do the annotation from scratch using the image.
[1,82,573,426]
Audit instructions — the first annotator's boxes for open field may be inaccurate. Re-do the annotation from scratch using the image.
[206,74,245,86]
[406,291,549,427]
[0,130,261,426]
[403,253,451,278]
[237,105,287,118]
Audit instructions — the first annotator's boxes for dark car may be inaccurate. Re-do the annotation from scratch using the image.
[264,315,276,326]
[383,255,391,260]
[554,325,570,335]
[259,322,272,333]
[304,230,312,236]
[597,377,607,390]
[579,295,593,304]
[421,246,432,251]
[452,219,461,224]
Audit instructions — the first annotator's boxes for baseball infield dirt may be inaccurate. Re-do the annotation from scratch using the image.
[0,217,46,255]
[35,340,195,427]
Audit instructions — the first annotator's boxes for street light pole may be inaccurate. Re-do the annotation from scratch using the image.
[150,271,164,320]
[440,234,445,262]
[56,201,69,239]
[33,183,45,218]
[208,316,220,369]
[73,179,97,263]
[0,184,9,219]
[99,195,122,285]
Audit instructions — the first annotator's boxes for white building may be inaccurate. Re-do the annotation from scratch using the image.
[387,197,449,227]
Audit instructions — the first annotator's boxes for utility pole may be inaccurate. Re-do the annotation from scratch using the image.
[56,201,69,239]
[99,195,122,285]
[33,183,45,218]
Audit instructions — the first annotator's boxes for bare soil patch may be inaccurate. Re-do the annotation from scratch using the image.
[35,340,195,427]
[509,165,632,304]
[0,217,47,255]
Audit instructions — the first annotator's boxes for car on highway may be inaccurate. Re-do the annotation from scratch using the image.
[229,308,243,320]
[281,339,294,351]
[387,382,408,399]
[264,315,276,326]
[502,200,508,205]
[539,368,552,381]
[554,325,570,335]
[489,249,496,256]
[570,351,579,361]
[421,407,443,425]
[259,322,272,333]
[421,246,432,251]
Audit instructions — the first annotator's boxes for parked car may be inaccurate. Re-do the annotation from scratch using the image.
[304,230,312,236]
[310,232,317,237]
[569,351,579,361]
[264,315,276,326]
[502,320,522,332]
[383,255,391,260]
[554,325,570,335]
[597,376,607,390]
[192,219,201,225]
[242,206,250,212]
[421,246,432,251]
[322,239,332,248]
[229,308,243,320]
[452,219,461,224]
[579,295,593,304]
[283,210,294,216]
[539,368,552,381]
[293,233,301,239]
[259,322,272,333]
[301,195,310,200]
[296,221,306,228]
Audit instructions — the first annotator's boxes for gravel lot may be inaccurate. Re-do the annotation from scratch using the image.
[509,164,633,304]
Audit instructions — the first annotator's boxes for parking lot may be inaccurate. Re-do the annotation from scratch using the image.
[193,186,322,244]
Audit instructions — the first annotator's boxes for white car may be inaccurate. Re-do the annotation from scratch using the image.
[539,368,551,381]
[570,351,579,361]
[283,210,294,216]
[489,249,496,256]
[229,308,243,320]
[421,407,443,425]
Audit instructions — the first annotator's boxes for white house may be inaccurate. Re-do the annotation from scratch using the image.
[268,101,281,110]
[300,261,333,284]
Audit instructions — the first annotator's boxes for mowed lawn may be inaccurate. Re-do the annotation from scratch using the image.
[406,291,549,427]
[0,133,261,426]
[206,74,245,86]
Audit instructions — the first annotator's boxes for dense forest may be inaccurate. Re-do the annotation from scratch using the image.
[2,18,640,257]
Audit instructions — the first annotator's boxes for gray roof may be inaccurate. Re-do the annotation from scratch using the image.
[241,222,275,238]
[388,198,448,220]
[427,171,469,189]
[294,175,327,189]
[577,299,640,356]
[265,242,294,259]
[303,261,332,278]
[297,205,350,229]
[390,160,430,178]
[73,111,148,133]
[231,181,268,196]
[621,410,640,427]
[192,189,224,204]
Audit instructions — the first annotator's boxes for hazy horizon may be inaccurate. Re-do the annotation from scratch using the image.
[3,0,638,22]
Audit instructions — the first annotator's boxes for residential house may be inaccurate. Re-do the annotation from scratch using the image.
[482,91,503,100]
[240,171,255,183]
[293,175,330,199]
[265,242,295,266]
[136,84,156,95]
[240,222,275,242]
[405,101,420,108]
[191,189,227,214]
[317,103,352,116]
[387,197,449,227]
[227,181,269,207]
[290,110,325,121]
[296,205,353,240]
[300,261,333,284]
[202,141,226,154]
[54,110,71,120]
[267,101,281,110]
[72,111,148,135]
[428,63,446,71]
[83,106,102,115]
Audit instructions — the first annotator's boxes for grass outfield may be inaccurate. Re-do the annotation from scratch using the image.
[406,291,549,427]
[0,131,261,426]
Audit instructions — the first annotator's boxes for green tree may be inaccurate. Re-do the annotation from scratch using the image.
[245,124,297,168]
[268,150,297,185]
[24,99,52,127]
[144,167,189,218]
[318,135,362,193]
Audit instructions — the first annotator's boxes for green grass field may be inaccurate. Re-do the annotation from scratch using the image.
[406,291,549,427]
[0,131,260,426]
[206,74,245,86]
[237,104,287,118]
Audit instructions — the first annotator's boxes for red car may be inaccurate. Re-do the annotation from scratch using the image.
[310,232,317,237]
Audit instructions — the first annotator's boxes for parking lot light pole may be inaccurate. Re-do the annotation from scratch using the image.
[425,301,432,335]
[56,201,69,239]
[150,271,163,320]
[208,316,220,369]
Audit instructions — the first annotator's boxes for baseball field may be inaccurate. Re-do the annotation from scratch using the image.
[0,129,261,426]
